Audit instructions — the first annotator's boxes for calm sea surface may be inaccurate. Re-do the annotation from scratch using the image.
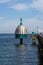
[0,34,43,65]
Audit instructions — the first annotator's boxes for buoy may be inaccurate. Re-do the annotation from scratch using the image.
[15,18,28,44]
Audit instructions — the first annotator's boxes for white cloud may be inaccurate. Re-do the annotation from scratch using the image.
[31,0,43,11]
[10,0,43,12]
[0,19,19,33]
[0,0,11,3]
[0,17,4,19]
[38,29,43,33]
[10,3,29,10]
[0,18,43,33]
[24,18,43,33]
[4,17,43,33]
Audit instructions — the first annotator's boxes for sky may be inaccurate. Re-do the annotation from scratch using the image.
[0,0,43,33]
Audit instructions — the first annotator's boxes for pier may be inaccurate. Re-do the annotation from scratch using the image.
[37,34,43,49]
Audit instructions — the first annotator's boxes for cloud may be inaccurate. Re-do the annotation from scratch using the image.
[24,18,43,33]
[10,0,43,12]
[0,19,19,33]
[0,0,11,3]
[38,29,43,33]
[0,17,4,19]
[10,3,29,10]
[0,18,43,33]
[31,0,43,11]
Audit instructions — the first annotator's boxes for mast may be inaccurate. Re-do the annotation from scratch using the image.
[37,25,38,34]
[20,18,22,25]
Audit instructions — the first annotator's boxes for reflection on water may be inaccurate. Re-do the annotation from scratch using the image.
[15,44,26,65]
[15,44,38,65]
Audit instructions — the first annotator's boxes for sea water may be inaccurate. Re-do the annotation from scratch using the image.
[0,34,42,65]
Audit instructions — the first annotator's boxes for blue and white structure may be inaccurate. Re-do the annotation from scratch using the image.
[15,18,28,44]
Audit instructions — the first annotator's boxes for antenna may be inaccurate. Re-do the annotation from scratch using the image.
[20,18,22,25]
[37,25,38,34]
